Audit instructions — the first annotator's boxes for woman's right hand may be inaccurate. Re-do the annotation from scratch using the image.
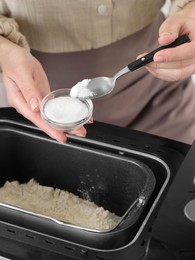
[0,36,87,142]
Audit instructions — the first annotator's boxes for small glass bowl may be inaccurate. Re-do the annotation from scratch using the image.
[40,89,93,132]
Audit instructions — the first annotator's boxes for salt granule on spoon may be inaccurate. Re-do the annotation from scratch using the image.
[44,96,89,123]
[70,79,94,99]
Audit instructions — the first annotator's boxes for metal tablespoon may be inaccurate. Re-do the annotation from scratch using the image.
[70,34,190,100]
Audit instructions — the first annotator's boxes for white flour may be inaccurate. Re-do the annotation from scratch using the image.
[0,179,120,230]
[44,96,88,123]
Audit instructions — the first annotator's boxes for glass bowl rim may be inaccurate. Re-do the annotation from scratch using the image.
[40,88,93,128]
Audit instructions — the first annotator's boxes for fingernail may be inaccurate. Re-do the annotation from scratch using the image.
[88,118,94,124]
[75,132,86,137]
[58,140,66,144]
[154,55,165,62]
[161,32,172,37]
[30,97,39,111]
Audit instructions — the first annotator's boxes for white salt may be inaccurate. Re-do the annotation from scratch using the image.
[70,79,94,99]
[44,96,88,123]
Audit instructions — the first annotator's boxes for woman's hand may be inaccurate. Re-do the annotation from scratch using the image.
[140,1,195,81]
[0,36,88,142]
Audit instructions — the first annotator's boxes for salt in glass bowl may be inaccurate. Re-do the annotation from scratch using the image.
[40,89,93,132]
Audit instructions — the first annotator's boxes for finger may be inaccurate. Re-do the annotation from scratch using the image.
[87,116,94,124]
[67,117,93,137]
[147,57,195,70]
[155,15,195,62]
[146,63,195,81]
[12,59,50,112]
[4,77,67,143]
[158,32,179,46]
[68,126,87,137]
[158,15,185,43]
[153,40,194,63]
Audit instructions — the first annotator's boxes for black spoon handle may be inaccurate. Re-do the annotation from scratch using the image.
[128,34,190,71]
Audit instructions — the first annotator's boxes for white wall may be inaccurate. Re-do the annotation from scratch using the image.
[161,0,171,16]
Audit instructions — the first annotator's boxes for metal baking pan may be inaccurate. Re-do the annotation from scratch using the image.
[0,118,156,234]
[0,151,155,233]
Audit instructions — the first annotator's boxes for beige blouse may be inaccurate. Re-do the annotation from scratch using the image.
[0,0,193,53]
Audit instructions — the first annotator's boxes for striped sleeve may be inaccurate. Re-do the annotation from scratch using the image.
[0,15,30,51]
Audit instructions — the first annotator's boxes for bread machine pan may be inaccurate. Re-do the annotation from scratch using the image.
[0,108,189,260]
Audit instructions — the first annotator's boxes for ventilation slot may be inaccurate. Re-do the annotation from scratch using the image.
[64,245,74,251]
[118,151,125,155]
[6,229,15,234]
[45,240,54,245]
[96,256,106,260]
[148,227,152,233]
[25,234,35,239]
[129,143,138,147]
[144,145,151,150]
[188,190,195,194]
[112,139,120,143]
